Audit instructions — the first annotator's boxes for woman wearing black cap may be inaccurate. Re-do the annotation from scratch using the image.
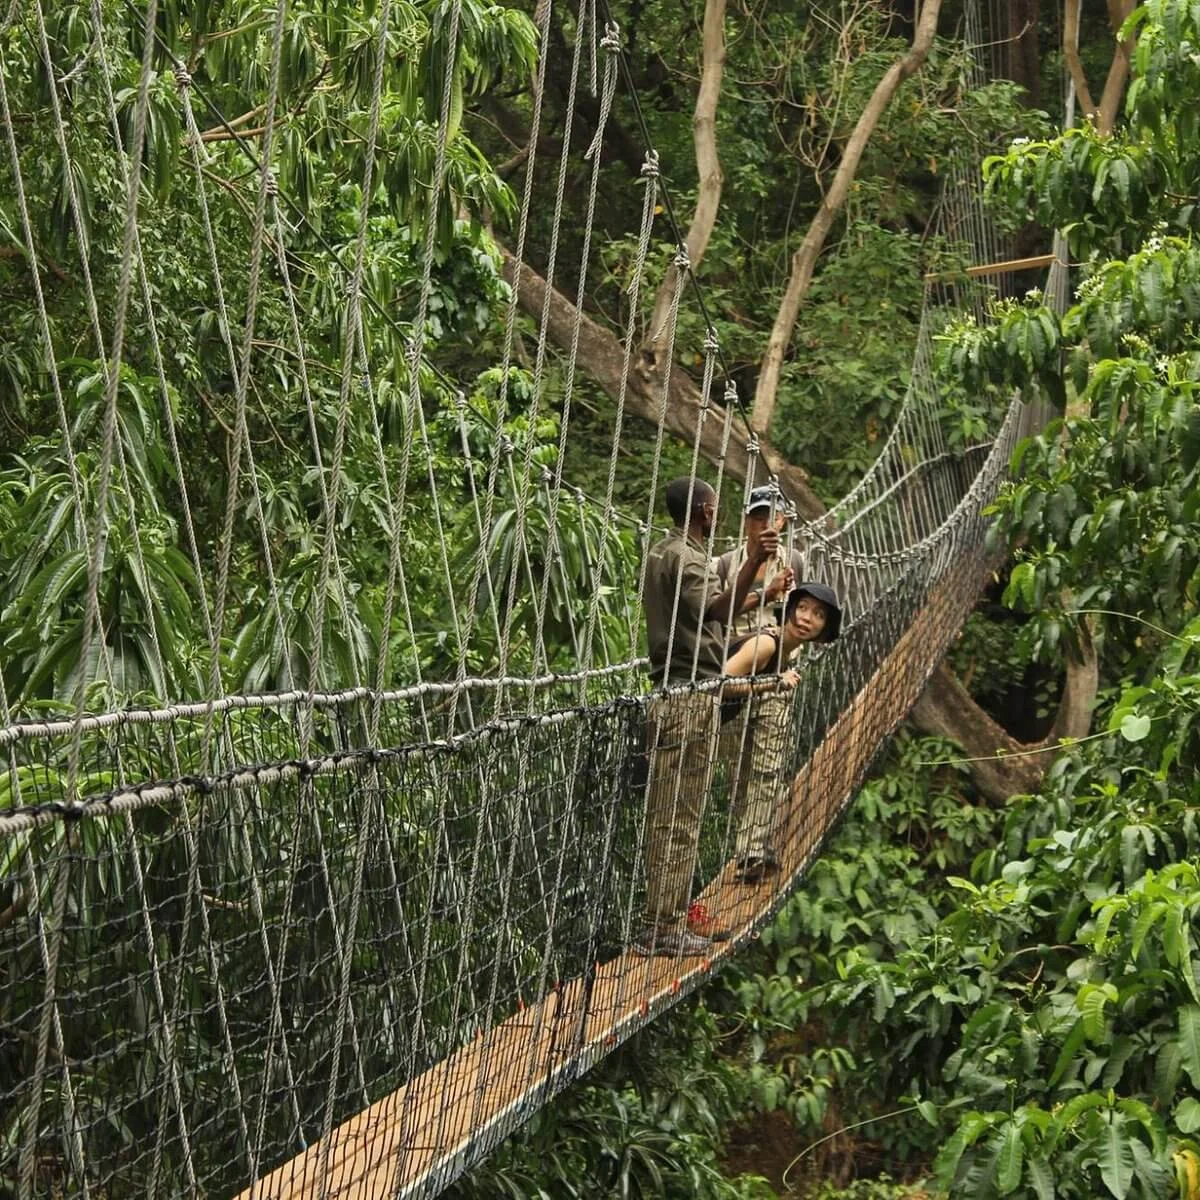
[705,582,843,889]
[723,581,842,683]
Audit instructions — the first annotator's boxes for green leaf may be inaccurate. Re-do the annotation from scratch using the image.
[1120,713,1151,742]
[996,1120,1025,1195]
[1180,1007,1200,1088]
[1027,1156,1056,1200]
[1098,1111,1135,1198]
[1176,1099,1200,1134]
[1154,1039,1182,1107]
[1049,1018,1086,1087]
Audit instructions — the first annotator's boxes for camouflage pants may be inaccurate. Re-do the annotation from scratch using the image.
[642,691,720,929]
[716,690,790,860]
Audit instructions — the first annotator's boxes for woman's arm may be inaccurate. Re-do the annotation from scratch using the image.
[724,631,781,677]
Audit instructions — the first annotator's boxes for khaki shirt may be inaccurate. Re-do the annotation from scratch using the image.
[643,527,728,685]
[716,544,806,638]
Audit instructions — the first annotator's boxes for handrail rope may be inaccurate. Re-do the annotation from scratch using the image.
[436,12,607,1151]
[535,24,628,686]
[593,0,755,437]
[486,0,592,707]
[15,0,163,1187]
[80,10,244,1184]
[0,65,94,1192]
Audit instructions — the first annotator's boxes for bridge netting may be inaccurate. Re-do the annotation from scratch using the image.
[0,0,1062,1196]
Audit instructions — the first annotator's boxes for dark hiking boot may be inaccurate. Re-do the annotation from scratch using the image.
[734,851,780,884]
[631,925,714,958]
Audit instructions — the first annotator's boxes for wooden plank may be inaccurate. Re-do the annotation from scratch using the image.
[924,251,1061,282]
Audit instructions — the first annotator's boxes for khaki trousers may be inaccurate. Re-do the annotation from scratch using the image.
[716,690,790,860]
[642,691,720,929]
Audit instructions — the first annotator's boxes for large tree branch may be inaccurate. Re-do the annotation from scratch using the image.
[644,0,727,357]
[1063,0,1098,121]
[1064,0,1136,135]
[499,250,826,519]
[1097,0,1137,135]
[912,628,1099,804]
[750,0,945,436]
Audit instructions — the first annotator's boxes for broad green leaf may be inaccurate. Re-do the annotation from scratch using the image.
[1182,1007,1200,1088]
[995,1120,1025,1195]
[1098,1111,1135,1198]
[1155,1039,1183,1106]
[1051,1022,1089,1089]
[1120,713,1151,742]
[1027,1156,1056,1200]
[1176,1098,1200,1134]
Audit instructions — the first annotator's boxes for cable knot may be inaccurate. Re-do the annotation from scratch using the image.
[453,390,467,411]
[744,433,760,457]
[573,486,586,506]
[673,245,691,271]
[540,465,555,486]
[264,169,278,198]
[498,434,515,457]
[723,380,739,407]
[173,65,192,91]
[640,150,660,180]
[702,330,720,356]
[600,21,621,51]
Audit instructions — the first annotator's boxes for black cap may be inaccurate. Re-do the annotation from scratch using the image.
[745,483,787,516]
[785,581,842,643]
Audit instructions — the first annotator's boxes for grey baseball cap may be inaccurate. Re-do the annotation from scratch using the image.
[744,483,787,515]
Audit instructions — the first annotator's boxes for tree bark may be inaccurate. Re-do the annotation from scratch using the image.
[750,0,945,436]
[1064,0,1136,135]
[643,0,727,362]
[1004,0,1042,106]
[1097,0,1137,135]
[1063,0,1097,120]
[911,630,1099,804]
[499,250,827,519]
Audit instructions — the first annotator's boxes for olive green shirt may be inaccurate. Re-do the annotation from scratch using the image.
[643,527,727,685]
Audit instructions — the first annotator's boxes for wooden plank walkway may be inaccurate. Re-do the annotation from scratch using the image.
[239,554,987,1200]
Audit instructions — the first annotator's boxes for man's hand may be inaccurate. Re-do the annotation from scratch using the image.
[764,567,794,603]
[749,527,780,565]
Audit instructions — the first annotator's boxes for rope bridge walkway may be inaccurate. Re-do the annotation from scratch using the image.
[0,0,1063,1196]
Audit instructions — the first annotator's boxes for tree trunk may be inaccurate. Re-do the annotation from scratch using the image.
[750,0,945,436]
[1004,0,1042,106]
[911,630,1099,804]
[1064,0,1136,135]
[643,0,727,363]
[1097,0,1137,135]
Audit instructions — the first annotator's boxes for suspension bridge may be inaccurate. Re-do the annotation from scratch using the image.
[0,1,1066,1196]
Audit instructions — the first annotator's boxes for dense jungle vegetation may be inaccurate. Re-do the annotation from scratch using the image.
[1,0,1198,1196]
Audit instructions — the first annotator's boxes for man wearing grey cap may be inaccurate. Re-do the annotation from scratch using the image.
[716,483,805,638]
[715,482,806,882]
